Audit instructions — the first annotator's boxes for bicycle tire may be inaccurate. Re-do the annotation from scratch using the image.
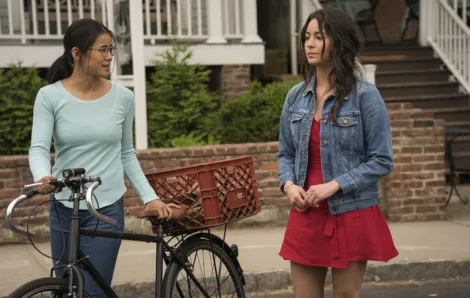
[163,238,246,297]
[8,277,91,298]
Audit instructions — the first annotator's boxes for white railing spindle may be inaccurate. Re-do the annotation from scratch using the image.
[78,0,84,19]
[197,0,202,36]
[176,0,182,36]
[7,0,13,35]
[90,0,95,20]
[156,0,162,37]
[67,0,73,25]
[166,0,172,35]
[223,0,229,36]
[44,0,50,36]
[101,0,107,25]
[234,0,240,36]
[32,0,38,37]
[19,0,26,43]
[144,0,153,43]
[186,0,192,36]
[56,0,62,35]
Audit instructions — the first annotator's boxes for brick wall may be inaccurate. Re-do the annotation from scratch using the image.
[0,102,446,243]
[386,103,447,221]
[221,64,251,101]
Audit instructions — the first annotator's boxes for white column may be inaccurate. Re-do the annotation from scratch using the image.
[364,64,377,85]
[129,0,148,149]
[290,0,298,74]
[419,0,429,46]
[206,0,227,44]
[299,0,316,29]
[241,0,262,43]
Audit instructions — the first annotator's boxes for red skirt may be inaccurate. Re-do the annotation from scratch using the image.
[279,119,398,269]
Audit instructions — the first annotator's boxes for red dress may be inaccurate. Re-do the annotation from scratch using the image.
[279,118,398,269]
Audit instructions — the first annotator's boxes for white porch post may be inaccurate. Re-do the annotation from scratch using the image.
[129,0,148,149]
[241,0,262,43]
[206,0,227,44]
[290,0,298,74]
[299,0,316,28]
[419,0,429,46]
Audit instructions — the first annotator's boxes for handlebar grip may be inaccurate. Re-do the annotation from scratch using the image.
[62,168,85,178]
[25,189,39,198]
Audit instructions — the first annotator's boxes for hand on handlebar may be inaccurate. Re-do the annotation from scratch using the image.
[145,199,180,220]
[37,176,57,194]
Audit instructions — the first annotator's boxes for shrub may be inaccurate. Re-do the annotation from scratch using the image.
[0,63,47,155]
[146,43,220,148]
[211,80,299,144]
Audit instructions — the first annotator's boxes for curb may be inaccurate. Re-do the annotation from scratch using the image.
[109,260,470,297]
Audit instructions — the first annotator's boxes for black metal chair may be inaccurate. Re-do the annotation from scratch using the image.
[401,0,420,44]
[355,0,383,45]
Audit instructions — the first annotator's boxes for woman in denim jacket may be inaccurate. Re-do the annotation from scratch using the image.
[278,7,398,298]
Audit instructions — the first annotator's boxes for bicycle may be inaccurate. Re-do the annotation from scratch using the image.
[6,166,253,298]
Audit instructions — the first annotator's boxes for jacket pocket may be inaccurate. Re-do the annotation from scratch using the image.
[331,112,359,154]
[289,112,305,145]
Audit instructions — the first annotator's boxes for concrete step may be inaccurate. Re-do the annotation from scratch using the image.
[377,81,460,97]
[375,69,451,84]
[385,93,469,110]
[361,45,435,58]
[360,57,442,71]
[429,107,470,123]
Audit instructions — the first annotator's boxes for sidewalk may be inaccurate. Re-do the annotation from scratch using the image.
[1,197,470,297]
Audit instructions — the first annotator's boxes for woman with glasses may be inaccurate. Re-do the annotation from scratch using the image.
[28,19,177,298]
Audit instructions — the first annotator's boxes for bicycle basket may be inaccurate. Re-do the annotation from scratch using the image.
[145,156,261,232]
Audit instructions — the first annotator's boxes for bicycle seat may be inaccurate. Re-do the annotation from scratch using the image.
[137,205,189,221]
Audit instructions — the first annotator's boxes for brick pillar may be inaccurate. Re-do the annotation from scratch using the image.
[221,64,251,101]
[384,103,447,221]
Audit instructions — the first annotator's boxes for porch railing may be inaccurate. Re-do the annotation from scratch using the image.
[422,0,470,95]
[0,0,259,44]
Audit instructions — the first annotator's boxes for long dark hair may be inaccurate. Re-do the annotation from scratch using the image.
[47,19,115,84]
[300,8,363,122]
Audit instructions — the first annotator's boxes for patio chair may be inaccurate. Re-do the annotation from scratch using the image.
[401,0,420,43]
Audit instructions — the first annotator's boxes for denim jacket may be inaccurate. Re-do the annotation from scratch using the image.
[277,75,394,215]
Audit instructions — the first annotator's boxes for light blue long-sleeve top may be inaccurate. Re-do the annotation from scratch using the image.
[28,80,158,209]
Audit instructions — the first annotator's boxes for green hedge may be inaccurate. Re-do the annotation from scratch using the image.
[0,64,47,155]
[146,43,220,148]
[210,80,298,144]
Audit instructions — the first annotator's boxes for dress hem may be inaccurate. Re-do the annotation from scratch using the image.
[279,251,399,269]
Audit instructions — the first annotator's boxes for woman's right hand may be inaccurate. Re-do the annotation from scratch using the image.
[285,183,308,212]
[37,176,56,194]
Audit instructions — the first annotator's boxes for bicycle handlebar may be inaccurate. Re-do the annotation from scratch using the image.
[6,190,39,237]
[6,171,117,238]
[86,181,117,226]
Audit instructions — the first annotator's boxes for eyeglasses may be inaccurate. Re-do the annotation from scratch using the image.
[91,46,117,57]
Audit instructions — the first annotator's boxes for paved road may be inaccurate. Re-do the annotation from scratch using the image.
[249,278,470,298]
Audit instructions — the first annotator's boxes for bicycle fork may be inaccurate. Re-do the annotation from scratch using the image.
[155,224,164,298]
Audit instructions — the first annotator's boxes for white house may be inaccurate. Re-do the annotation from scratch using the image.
[0,0,266,149]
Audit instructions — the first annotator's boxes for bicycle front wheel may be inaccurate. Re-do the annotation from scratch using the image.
[163,237,246,298]
[8,277,91,298]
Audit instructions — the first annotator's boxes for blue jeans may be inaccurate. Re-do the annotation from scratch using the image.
[49,197,124,297]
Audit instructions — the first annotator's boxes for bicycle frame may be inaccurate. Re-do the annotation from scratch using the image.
[58,183,214,298]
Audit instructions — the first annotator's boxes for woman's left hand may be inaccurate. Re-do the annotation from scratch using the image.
[305,180,342,207]
[145,199,180,220]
